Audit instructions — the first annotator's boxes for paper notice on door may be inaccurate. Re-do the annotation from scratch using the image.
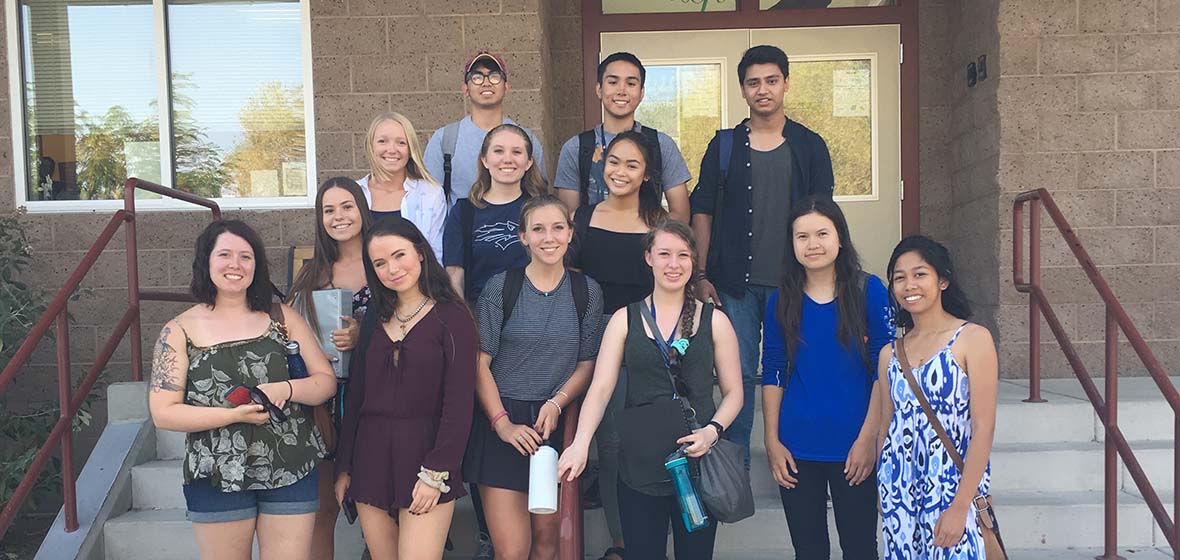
[832,68,871,118]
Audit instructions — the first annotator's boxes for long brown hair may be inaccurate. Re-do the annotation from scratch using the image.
[286,177,373,327]
[642,220,701,350]
[776,196,868,367]
[468,123,549,208]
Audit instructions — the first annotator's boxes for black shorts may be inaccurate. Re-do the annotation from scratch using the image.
[462,397,566,492]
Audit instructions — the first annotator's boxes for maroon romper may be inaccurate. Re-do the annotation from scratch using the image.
[335,302,477,514]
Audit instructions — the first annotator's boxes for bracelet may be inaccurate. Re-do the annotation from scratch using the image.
[555,390,569,401]
[544,398,562,416]
[417,467,451,494]
[490,410,509,428]
[694,270,708,282]
[706,420,725,439]
[285,380,294,402]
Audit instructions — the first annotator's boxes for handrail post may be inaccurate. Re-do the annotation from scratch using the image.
[124,185,143,381]
[1099,307,1123,560]
[1025,198,1046,403]
[56,307,78,533]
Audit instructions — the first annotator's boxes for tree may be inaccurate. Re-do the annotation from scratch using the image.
[74,106,156,200]
[224,82,305,197]
[170,74,229,198]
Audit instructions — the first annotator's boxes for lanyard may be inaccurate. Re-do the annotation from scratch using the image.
[645,298,682,371]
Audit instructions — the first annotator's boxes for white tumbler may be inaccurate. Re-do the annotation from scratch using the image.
[527,445,559,514]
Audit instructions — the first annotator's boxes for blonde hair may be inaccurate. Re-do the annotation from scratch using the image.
[365,112,438,185]
[468,123,549,208]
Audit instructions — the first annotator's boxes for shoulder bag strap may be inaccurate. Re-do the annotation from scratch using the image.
[896,337,966,471]
[268,302,289,341]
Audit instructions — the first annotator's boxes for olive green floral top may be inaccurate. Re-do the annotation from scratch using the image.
[182,320,326,492]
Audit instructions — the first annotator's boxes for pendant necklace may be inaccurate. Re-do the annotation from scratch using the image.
[394,296,431,337]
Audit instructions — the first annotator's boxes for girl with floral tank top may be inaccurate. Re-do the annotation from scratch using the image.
[149,220,336,560]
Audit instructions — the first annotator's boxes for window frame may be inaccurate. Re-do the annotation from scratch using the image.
[5,0,318,214]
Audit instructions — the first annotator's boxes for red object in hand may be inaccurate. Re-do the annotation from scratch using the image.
[224,385,253,406]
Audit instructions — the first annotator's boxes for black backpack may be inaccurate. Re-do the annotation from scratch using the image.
[577,126,663,207]
[500,267,590,337]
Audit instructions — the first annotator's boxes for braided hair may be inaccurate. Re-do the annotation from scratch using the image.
[642,219,700,361]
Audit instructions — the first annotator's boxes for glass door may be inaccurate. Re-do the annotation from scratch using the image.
[600,25,902,277]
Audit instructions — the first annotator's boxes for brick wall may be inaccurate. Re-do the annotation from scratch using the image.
[996,0,1180,376]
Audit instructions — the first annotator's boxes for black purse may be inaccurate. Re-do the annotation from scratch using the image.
[637,302,754,523]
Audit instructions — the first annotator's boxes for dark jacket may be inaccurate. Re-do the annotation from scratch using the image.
[689,118,834,298]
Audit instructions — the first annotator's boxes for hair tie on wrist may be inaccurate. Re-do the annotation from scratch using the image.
[490,410,509,428]
[285,380,294,402]
[545,398,562,416]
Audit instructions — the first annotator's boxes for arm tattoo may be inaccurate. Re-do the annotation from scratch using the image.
[150,325,184,393]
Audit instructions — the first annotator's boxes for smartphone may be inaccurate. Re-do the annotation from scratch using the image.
[342,498,358,524]
[224,385,253,406]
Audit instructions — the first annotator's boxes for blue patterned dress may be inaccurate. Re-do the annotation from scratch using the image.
[879,323,991,559]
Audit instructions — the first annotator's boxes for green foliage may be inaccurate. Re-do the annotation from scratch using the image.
[0,210,104,514]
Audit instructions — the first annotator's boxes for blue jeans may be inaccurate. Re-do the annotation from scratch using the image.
[717,285,775,468]
[183,467,320,523]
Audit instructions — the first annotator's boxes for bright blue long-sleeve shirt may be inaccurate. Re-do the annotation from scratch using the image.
[760,275,895,462]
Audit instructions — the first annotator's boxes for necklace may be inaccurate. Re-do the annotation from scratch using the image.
[393,296,431,336]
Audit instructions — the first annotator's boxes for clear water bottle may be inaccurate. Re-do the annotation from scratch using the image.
[285,341,309,379]
[665,449,709,532]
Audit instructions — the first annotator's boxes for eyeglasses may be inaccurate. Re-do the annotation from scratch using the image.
[467,71,504,86]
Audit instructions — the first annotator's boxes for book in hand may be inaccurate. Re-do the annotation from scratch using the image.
[312,288,353,379]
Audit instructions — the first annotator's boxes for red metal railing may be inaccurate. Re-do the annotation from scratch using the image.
[1013,188,1179,559]
[0,178,219,541]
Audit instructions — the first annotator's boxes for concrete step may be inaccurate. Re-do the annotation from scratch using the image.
[157,428,185,460]
[131,460,184,510]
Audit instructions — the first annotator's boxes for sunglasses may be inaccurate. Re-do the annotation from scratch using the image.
[224,384,288,423]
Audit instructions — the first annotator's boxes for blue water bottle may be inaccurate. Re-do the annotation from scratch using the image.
[284,341,309,379]
[665,448,709,532]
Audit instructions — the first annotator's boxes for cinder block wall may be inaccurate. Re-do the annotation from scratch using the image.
[995,0,1180,376]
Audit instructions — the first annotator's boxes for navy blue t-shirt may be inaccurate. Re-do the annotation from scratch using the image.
[442,195,530,303]
[760,275,895,462]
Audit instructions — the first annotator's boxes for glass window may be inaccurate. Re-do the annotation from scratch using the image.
[14,0,312,208]
[634,63,723,192]
[784,58,874,198]
[761,0,896,7]
[602,0,736,14]
[20,0,160,201]
[167,0,306,199]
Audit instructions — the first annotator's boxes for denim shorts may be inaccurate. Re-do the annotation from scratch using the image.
[183,468,319,523]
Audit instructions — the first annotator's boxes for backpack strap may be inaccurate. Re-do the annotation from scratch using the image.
[639,126,663,190]
[458,198,475,300]
[570,270,589,331]
[441,121,461,202]
[501,268,590,339]
[577,129,597,208]
[717,128,734,190]
[500,267,527,328]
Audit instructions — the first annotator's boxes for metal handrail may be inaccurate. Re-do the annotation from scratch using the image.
[1012,188,1179,558]
[0,178,219,540]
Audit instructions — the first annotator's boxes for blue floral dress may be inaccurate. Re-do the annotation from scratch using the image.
[879,322,991,559]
